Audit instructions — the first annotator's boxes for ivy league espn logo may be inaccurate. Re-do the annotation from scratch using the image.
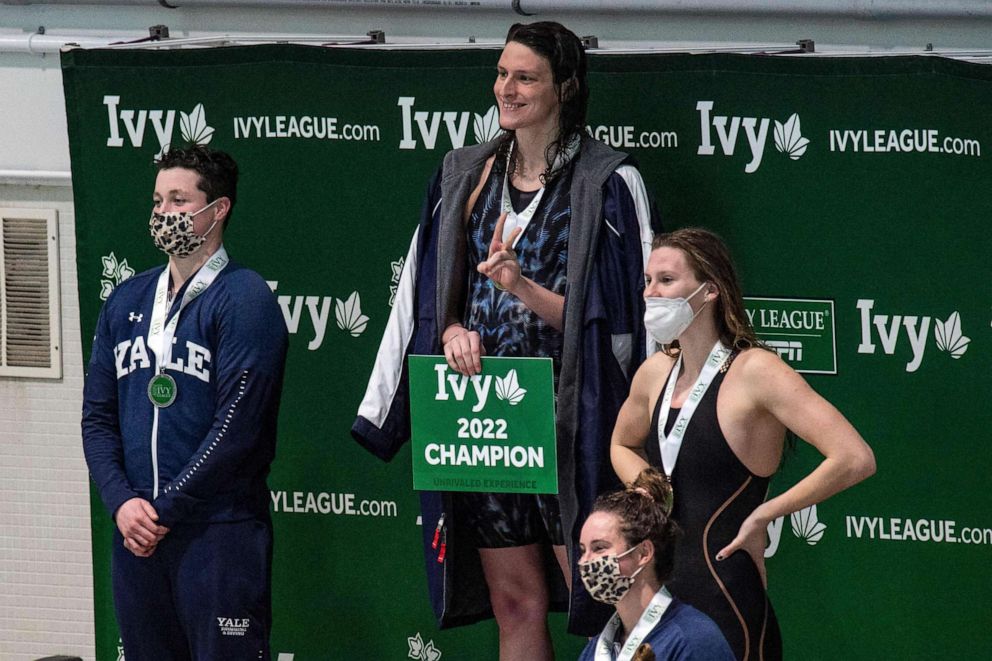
[744,297,836,374]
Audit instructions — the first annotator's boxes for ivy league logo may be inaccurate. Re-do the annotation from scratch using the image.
[434,364,527,413]
[104,96,215,158]
[697,101,809,173]
[398,97,501,150]
[856,299,970,372]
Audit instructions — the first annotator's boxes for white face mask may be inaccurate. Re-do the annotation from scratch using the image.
[644,282,708,345]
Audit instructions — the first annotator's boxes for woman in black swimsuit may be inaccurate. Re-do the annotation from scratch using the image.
[610,228,876,660]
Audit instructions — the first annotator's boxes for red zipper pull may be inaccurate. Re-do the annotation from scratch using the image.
[437,528,447,563]
[431,514,445,550]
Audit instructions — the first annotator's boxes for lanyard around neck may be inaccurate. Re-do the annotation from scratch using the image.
[657,340,731,477]
[500,167,545,248]
[147,246,229,371]
[595,587,674,661]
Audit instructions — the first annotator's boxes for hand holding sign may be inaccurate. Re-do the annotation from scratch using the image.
[443,324,485,377]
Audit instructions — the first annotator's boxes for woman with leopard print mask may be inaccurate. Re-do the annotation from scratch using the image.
[577,468,733,661]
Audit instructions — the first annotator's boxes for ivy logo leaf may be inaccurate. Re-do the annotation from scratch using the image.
[773,113,810,160]
[473,105,502,144]
[100,252,134,299]
[407,632,424,659]
[790,504,826,545]
[100,280,115,301]
[494,369,527,405]
[934,311,970,359]
[116,258,135,283]
[390,257,405,284]
[423,640,442,661]
[101,252,119,279]
[389,256,405,307]
[179,103,215,145]
[335,291,369,337]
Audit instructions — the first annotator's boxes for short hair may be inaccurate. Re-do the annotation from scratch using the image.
[591,467,680,582]
[156,145,238,227]
[494,21,590,183]
[652,227,762,353]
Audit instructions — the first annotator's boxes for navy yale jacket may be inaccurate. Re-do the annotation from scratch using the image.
[82,259,288,529]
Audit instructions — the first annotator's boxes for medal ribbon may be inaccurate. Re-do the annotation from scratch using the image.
[594,587,673,661]
[498,136,581,246]
[657,340,731,477]
[499,164,546,249]
[148,245,230,370]
[146,245,229,497]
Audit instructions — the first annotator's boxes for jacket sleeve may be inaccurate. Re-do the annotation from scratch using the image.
[601,164,658,375]
[81,299,140,519]
[152,276,288,527]
[351,167,443,461]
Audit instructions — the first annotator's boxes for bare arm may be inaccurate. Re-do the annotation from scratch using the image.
[718,350,876,566]
[611,354,675,484]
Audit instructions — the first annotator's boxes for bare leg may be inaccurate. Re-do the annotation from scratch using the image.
[552,544,571,592]
[479,544,554,661]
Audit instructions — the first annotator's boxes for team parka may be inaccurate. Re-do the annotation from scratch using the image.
[352,136,656,635]
[82,260,288,529]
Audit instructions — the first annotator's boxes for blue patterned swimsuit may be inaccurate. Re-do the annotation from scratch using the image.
[454,162,574,548]
[464,167,572,381]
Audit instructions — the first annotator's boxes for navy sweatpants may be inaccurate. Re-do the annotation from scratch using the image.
[112,518,272,661]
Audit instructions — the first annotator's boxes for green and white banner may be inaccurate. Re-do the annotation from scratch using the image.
[409,355,557,494]
[63,46,991,660]
[745,297,836,373]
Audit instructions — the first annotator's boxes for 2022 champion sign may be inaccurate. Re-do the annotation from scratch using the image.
[408,356,557,494]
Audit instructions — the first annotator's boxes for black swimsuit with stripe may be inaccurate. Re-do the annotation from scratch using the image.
[646,353,783,661]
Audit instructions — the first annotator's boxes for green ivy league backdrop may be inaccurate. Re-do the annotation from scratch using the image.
[62,46,991,660]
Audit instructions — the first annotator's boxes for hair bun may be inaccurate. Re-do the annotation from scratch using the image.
[631,467,674,515]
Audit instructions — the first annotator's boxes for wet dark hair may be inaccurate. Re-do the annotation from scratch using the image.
[494,21,589,184]
[591,467,680,582]
[156,145,238,228]
[652,227,762,355]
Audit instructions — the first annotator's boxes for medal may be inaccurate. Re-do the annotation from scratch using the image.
[148,371,177,407]
[660,474,674,516]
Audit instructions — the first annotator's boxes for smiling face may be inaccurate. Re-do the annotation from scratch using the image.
[493,40,561,138]
[579,511,633,564]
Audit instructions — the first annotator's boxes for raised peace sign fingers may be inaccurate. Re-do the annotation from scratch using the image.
[479,212,523,292]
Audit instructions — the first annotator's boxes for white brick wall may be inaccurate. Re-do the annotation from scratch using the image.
[0,186,95,661]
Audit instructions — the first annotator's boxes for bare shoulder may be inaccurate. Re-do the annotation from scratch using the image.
[730,346,815,409]
[630,351,677,398]
[637,351,676,381]
[733,346,795,379]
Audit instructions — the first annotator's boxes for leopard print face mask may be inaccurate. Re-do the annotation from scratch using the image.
[149,199,219,257]
[578,543,645,605]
